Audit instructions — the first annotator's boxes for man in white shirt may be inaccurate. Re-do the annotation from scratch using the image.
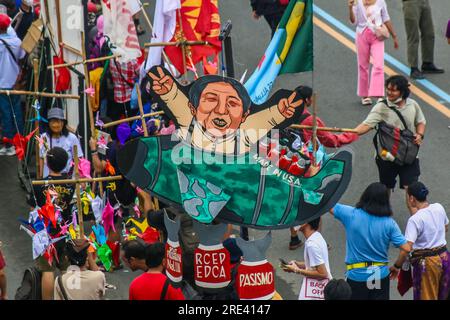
[0,13,26,156]
[281,217,332,300]
[390,182,450,300]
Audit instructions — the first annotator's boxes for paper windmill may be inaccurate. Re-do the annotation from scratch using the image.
[102,199,115,235]
[38,192,57,228]
[78,158,92,179]
[105,160,116,176]
[29,100,48,123]
[91,196,104,224]
[84,86,95,97]
[2,128,38,161]
[97,243,113,271]
[95,112,104,128]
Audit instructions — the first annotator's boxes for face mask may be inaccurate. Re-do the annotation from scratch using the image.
[388,97,403,104]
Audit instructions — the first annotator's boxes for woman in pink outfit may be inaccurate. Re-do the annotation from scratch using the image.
[349,0,399,106]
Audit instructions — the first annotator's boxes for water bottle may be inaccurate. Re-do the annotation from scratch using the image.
[380,149,395,162]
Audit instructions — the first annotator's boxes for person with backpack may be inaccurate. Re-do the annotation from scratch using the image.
[0,13,25,156]
[129,242,185,300]
[0,247,7,300]
[353,75,426,194]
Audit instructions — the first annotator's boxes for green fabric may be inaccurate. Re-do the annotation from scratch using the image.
[278,0,314,74]
[177,168,231,224]
[139,138,346,228]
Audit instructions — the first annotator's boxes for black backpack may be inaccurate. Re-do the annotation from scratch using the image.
[15,267,42,300]
[373,100,419,166]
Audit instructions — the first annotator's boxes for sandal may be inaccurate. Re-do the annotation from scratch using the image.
[361,97,372,106]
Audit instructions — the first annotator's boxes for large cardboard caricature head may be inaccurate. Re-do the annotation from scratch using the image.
[188,76,251,138]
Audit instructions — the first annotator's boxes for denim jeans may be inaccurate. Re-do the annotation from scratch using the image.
[0,91,24,146]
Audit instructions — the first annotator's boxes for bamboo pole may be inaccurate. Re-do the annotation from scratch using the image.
[33,59,40,176]
[47,54,122,70]
[0,89,80,99]
[290,124,358,133]
[60,42,82,56]
[101,109,357,133]
[102,111,165,129]
[32,175,123,186]
[136,87,149,137]
[144,41,208,47]
[311,94,318,165]
[137,0,174,70]
[54,0,63,45]
[80,31,96,136]
[73,145,84,239]
[177,9,188,81]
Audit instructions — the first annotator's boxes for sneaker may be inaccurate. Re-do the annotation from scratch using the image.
[289,236,303,250]
[2,146,16,156]
[361,97,372,106]
[0,147,6,155]
[421,62,444,74]
[410,68,425,80]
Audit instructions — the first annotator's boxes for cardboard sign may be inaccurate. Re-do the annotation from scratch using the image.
[237,260,275,300]
[302,277,329,300]
[194,244,231,289]
[165,240,183,283]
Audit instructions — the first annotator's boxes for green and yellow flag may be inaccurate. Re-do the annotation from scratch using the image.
[245,0,313,104]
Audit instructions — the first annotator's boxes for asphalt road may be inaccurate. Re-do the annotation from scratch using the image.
[0,0,449,300]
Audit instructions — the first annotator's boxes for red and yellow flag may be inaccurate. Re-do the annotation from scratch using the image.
[165,0,222,75]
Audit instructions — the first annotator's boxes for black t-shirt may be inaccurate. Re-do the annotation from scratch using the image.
[99,141,137,207]
[12,8,34,40]
[27,174,75,222]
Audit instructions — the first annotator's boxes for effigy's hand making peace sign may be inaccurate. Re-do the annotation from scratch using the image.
[277,92,304,119]
[148,66,174,96]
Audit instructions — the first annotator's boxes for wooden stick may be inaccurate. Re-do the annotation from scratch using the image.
[101,109,356,133]
[0,89,80,99]
[311,93,318,166]
[32,175,123,186]
[33,59,40,176]
[144,41,208,47]
[136,86,149,137]
[177,9,188,80]
[138,0,174,69]
[60,42,82,56]
[73,145,84,239]
[290,124,358,133]
[47,54,121,70]
[80,31,96,136]
[102,111,165,129]
[55,0,63,46]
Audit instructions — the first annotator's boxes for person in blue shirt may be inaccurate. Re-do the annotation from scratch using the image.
[329,182,411,300]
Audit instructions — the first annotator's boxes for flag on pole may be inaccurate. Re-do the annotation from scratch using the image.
[165,0,222,75]
[140,0,181,79]
[245,0,313,105]
[101,0,142,62]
